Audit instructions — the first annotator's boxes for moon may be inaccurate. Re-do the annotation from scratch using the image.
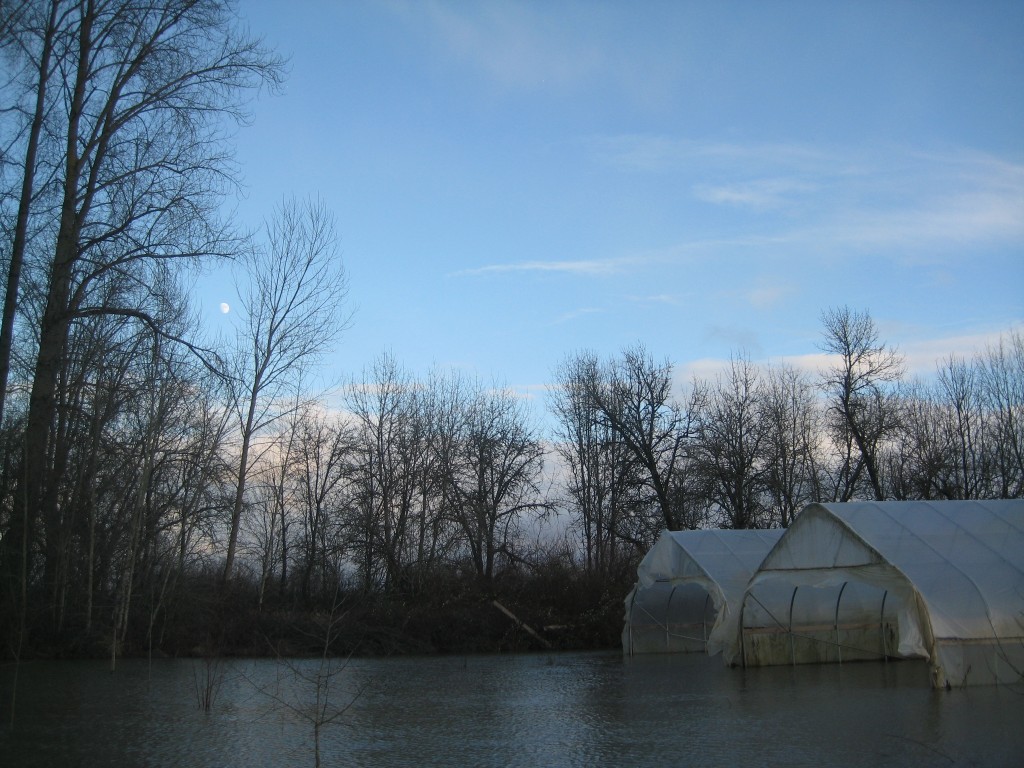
[219,302,230,314]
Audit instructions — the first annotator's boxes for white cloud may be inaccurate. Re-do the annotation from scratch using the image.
[693,178,818,211]
[589,136,1024,252]
[453,255,642,277]
[675,356,736,385]
[897,328,1020,377]
[833,190,1024,249]
[454,236,797,281]
[626,293,681,306]
[414,1,604,90]
[746,280,796,310]
[688,327,1019,385]
[552,307,604,324]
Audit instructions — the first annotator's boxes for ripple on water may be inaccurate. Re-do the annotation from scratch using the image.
[1,653,1021,767]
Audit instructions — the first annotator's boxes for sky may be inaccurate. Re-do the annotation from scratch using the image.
[198,0,1024,409]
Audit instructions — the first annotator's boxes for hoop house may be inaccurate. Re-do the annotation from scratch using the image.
[623,528,784,663]
[740,500,1024,687]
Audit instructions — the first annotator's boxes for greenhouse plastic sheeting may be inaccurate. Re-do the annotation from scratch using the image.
[742,500,1024,688]
[623,528,784,664]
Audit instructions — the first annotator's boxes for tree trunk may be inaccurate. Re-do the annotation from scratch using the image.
[0,0,59,427]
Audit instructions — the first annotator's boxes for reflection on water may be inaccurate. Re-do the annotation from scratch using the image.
[1,652,1021,767]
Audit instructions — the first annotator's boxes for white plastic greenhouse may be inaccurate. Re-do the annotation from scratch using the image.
[623,528,784,663]
[739,499,1024,688]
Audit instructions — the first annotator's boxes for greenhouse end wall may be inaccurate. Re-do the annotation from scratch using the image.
[739,500,1024,688]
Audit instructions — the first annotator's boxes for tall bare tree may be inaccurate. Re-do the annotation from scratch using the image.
[1,0,282,624]
[247,393,303,609]
[694,354,771,528]
[935,355,991,499]
[293,405,353,602]
[0,0,61,428]
[348,354,445,591]
[977,329,1024,498]
[434,376,547,582]
[551,351,647,571]
[581,345,703,531]
[819,306,904,500]
[222,197,349,584]
[762,362,821,526]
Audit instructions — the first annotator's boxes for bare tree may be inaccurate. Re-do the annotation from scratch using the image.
[222,197,349,584]
[819,307,904,500]
[0,0,61,428]
[551,351,644,573]
[694,354,771,528]
[293,405,353,603]
[882,380,945,500]
[433,375,547,582]
[253,591,367,768]
[162,362,233,577]
[406,377,458,589]
[348,353,443,591]
[935,355,991,499]
[246,394,303,609]
[762,362,821,526]
[0,0,283,626]
[581,345,703,531]
[977,329,1024,498]
[12,272,214,642]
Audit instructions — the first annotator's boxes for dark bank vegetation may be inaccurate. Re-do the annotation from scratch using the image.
[1,1,1023,667]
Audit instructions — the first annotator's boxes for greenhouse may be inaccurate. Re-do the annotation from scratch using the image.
[739,499,1024,688]
[623,528,784,663]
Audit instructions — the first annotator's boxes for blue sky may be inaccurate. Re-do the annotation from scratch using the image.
[200,0,1023,401]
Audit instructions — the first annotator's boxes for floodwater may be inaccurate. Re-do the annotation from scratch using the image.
[1,651,1021,767]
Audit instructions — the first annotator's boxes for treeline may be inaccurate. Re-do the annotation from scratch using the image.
[554,312,1023,570]
[1,3,1022,661]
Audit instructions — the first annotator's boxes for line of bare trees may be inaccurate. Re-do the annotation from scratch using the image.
[555,309,1023,579]
[166,308,1022,617]
[241,358,549,600]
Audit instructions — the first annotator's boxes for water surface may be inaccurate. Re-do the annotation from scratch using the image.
[1,652,1020,767]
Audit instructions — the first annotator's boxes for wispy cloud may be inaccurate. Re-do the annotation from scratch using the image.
[587,135,838,174]
[406,1,604,90]
[386,2,686,106]
[746,280,796,310]
[693,178,818,211]
[452,236,799,280]
[830,190,1024,248]
[452,255,643,277]
[552,307,605,324]
[589,135,1024,250]
[451,139,1020,313]
[626,293,682,306]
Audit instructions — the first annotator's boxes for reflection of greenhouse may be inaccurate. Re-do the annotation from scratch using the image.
[624,500,1024,688]
[622,529,784,664]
